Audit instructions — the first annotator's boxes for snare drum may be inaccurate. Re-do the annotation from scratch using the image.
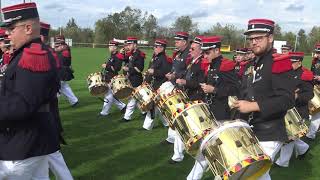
[157,81,175,96]
[172,102,218,157]
[201,120,272,180]
[110,74,133,99]
[132,83,155,111]
[87,72,108,96]
[285,107,309,141]
[154,89,189,125]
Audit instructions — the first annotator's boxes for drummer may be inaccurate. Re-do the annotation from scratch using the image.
[275,52,313,167]
[307,43,320,139]
[99,40,127,117]
[187,36,239,180]
[122,37,145,122]
[171,36,208,164]
[234,18,296,180]
[143,39,172,130]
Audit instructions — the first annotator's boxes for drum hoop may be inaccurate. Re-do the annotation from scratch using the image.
[200,120,251,152]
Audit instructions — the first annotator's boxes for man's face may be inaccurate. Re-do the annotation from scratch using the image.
[108,45,117,53]
[235,53,245,63]
[291,61,302,70]
[315,52,320,58]
[174,39,186,50]
[248,32,273,56]
[127,43,135,51]
[189,43,201,59]
[7,22,29,49]
[153,45,164,55]
[204,48,219,62]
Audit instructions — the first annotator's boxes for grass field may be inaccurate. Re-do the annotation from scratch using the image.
[59,47,319,180]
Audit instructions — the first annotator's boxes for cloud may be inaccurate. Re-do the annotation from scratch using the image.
[190,10,209,19]
[158,11,178,25]
[285,3,304,11]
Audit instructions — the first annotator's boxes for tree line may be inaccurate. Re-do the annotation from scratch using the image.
[49,6,320,53]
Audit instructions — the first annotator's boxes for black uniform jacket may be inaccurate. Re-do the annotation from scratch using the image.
[182,55,208,101]
[294,67,314,119]
[146,52,172,90]
[240,50,296,142]
[0,38,60,160]
[104,51,124,82]
[57,46,74,81]
[205,55,240,120]
[126,49,145,87]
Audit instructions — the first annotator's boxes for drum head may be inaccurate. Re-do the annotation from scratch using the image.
[114,87,133,99]
[90,85,108,96]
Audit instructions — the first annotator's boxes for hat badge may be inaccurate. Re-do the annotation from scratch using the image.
[252,24,255,29]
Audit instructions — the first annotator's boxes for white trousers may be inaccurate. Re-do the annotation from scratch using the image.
[100,89,126,115]
[32,151,73,180]
[166,127,176,144]
[143,108,168,130]
[172,132,185,162]
[187,151,208,180]
[123,98,137,120]
[307,112,320,139]
[60,81,78,105]
[257,141,283,180]
[275,139,309,167]
[0,156,46,180]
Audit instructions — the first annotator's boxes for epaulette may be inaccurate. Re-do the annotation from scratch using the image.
[116,53,124,60]
[219,58,235,72]
[139,51,146,59]
[62,49,71,58]
[301,67,314,81]
[272,54,292,74]
[18,43,51,72]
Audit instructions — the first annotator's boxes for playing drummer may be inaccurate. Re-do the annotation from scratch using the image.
[234,18,296,180]
[275,52,313,168]
[121,37,145,122]
[99,40,127,117]
[187,36,240,180]
[142,39,172,130]
[170,36,208,164]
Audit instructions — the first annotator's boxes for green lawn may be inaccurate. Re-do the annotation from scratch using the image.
[58,47,319,180]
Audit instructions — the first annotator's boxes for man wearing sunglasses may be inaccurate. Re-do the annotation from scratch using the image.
[143,39,172,130]
[234,19,296,180]
[187,36,239,180]
[0,2,61,178]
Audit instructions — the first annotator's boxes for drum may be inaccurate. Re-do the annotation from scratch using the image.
[87,72,108,96]
[157,81,175,96]
[172,102,218,157]
[309,85,320,115]
[201,120,272,180]
[285,108,309,141]
[110,74,133,99]
[154,89,189,125]
[132,83,155,112]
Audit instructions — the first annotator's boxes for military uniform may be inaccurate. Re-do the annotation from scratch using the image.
[187,36,239,180]
[55,35,79,106]
[0,3,60,178]
[123,37,145,121]
[307,44,320,139]
[205,55,240,120]
[241,19,295,180]
[100,41,126,116]
[143,39,172,130]
[276,52,313,167]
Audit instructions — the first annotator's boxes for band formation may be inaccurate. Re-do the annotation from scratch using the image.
[0,2,320,180]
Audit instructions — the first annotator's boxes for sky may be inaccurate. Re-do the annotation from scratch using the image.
[2,0,319,33]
